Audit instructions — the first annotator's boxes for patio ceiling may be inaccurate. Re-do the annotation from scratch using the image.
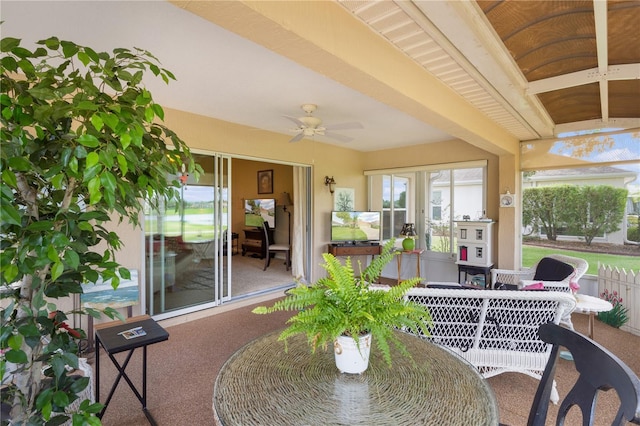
[339,0,640,140]
[2,1,639,153]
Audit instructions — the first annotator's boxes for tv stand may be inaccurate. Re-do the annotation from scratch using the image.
[328,243,381,257]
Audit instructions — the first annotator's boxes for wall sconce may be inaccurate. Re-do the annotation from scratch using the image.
[324,176,336,194]
[400,223,417,251]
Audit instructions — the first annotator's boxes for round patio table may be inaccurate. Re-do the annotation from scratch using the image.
[213,330,499,425]
[574,294,613,339]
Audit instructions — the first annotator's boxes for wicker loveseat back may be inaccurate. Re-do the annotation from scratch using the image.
[400,287,577,403]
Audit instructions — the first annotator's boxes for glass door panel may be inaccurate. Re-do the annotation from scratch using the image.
[145,154,231,317]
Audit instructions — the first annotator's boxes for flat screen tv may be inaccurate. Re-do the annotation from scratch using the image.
[331,211,381,244]
[245,198,275,228]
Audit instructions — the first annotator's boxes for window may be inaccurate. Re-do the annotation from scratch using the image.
[367,161,487,254]
[426,166,486,253]
[381,175,410,240]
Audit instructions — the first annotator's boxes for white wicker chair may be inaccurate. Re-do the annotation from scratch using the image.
[491,254,589,292]
[391,286,577,403]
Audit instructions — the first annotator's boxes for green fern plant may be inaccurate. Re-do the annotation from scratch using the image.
[252,239,432,367]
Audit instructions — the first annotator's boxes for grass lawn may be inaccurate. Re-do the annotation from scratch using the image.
[522,245,638,275]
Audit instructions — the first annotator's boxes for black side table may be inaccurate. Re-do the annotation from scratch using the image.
[457,264,494,288]
[95,315,169,425]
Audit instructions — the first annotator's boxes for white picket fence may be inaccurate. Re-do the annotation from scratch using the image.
[597,264,640,336]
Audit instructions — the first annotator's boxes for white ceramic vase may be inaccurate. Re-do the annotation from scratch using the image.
[334,333,372,374]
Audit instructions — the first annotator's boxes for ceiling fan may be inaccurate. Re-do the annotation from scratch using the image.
[284,104,363,143]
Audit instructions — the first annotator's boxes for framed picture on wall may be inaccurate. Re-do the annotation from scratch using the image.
[334,187,355,211]
[258,169,273,194]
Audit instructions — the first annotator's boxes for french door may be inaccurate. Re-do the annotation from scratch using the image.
[145,154,232,318]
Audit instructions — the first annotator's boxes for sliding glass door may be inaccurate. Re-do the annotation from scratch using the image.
[144,154,231,317]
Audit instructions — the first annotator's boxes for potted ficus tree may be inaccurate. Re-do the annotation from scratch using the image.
[0,36,199,424]
[253,240,432,374]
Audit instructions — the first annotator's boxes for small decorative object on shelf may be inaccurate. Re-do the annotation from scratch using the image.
[400,223,417,251]
[454,220,494,267]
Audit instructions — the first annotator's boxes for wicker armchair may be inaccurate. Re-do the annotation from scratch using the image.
[491,254,589,292]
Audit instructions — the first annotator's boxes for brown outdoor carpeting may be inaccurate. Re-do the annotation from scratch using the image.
[89,295,639,426]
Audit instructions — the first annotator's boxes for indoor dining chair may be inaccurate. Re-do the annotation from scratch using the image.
[262,221,290,271]
[526,322,640,426]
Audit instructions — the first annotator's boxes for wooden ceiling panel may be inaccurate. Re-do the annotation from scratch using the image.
[609,80,640,118]
[608,1,640,65]
[478,1,596,81]
[516,38,596,82]
[538,83,601,124]
[475,0,638,134]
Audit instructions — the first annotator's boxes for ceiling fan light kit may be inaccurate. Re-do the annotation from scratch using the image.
[285,104,363,143]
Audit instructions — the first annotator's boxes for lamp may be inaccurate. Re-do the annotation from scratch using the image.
[279,192,293,213]
[400,223,417,251]
[278,192,293,249]
[324,176,336,194]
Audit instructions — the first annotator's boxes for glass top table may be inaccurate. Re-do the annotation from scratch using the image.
[214,330,499,425]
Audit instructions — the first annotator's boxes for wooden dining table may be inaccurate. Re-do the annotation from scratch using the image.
[213,330,499,425]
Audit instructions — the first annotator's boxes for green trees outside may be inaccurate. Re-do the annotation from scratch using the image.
[570,186,628,245]
[523,185,628,245]
[523,186,579,241]
[1,36,198,424]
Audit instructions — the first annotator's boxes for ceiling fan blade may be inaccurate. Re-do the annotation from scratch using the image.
[289,132,305,143]
[283,115,305,128]
[324,121,364,131]
[323,131,354,143]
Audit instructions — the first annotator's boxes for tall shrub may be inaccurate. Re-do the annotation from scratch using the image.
[1,36,198,424]
[523,186,578,241]
[567,186,628,245]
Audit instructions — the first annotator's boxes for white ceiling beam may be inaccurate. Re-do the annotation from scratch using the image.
[594,0,608,73]
[555,118,640,135]
[527,64,640,94]
[599,82,609,122]
[593,0,609,123]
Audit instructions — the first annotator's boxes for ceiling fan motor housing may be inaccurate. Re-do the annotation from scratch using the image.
[299,116,322,129]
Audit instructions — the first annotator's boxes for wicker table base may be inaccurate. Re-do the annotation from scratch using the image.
[213,330,498,425]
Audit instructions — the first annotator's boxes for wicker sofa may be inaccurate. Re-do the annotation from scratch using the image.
[391,286,577,403]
